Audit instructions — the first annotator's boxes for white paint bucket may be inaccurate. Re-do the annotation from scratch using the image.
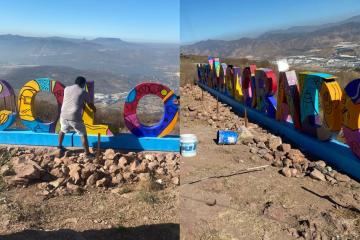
[180,134,198,157]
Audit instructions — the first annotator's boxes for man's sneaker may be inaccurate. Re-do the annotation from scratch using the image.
[57,146,67,152]
[51,146,66,157]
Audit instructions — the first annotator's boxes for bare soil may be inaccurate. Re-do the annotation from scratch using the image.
[180,84,360,240]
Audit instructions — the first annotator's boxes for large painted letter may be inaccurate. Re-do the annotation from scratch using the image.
[124,83,179,137]
[219,63,227,93]
[18,78,64,133]
[299,72,342,140]
[225,65,234,96]
[82,81,114,136]
[343,79,360,158]
[254,68,277,118]
[241,65,257,108]
[233,67,243,101]
[276,71,301,129]
[0,80,17,130]
[213,58,220,90]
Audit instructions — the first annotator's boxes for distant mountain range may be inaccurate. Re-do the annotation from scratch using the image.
[0,35,179,93]
[181,15,360,59]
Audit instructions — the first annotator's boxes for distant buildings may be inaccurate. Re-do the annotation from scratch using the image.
[277,41,360,70]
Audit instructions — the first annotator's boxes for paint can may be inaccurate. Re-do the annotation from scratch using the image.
[217,130,238,145]
[180,134,198,157]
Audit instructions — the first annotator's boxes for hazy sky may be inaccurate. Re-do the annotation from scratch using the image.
[181,0,360,44]
[0,0,180,43]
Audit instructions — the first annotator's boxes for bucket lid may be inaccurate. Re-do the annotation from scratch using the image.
[180,134,197,141]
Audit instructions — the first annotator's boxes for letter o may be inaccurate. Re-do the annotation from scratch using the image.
[123,83,179,137]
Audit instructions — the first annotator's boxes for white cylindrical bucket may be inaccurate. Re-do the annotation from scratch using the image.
[180,134,198,157]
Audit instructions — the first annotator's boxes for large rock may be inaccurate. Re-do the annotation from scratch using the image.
[144,154,155,161]
[118,157,128,169]
[281,167,292,177]
[68,163,82,184]
[287,149,305,164]
[49,177,65,188]
[109,164,121,175]
[111,174,123,185]
[278,144,291,153]
[267,136,282,151]
[11,158,44,180]
[50,168,64,178]
[147,161,159,171]
[165,153,176,161]
[334,173,351,182]
[104,149,116,160]
[130,160,147,173]
[0,165,12,176]
[238,126,254,140]
[138,173,151,182]
[3,176,29,186]
[86,172,100,186]
[81,163,97,179]
[310,169,326,181]
[171,176,180,185]
[96,177,110,187]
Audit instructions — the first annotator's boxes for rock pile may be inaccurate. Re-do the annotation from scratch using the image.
[0,147,180,197]
[242,133,351,184]
[181,84,245,131]
[182,84,353,185]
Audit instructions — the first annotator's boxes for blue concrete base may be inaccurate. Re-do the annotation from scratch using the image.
[0,130,73,147]
[73,134,180,152]
[198,82,360,181]
[0,130,179,152]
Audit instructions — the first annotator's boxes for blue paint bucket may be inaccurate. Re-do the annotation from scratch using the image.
[217,130,238,144]
[180,134,198,157]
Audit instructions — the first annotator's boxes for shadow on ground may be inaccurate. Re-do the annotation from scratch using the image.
[0,223,179,240]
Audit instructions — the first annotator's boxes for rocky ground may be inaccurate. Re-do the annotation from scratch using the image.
[0,146,180,239]
[180,84,360,240]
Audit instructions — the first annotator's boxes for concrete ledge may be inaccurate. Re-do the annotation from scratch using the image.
[198,82,360,181]
[73,134,180,152]
[0,130,73,147]
[0,130,180,152]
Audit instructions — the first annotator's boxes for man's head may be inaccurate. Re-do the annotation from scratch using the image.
[75,76,86,88]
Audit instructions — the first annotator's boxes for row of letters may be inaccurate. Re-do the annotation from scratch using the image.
[197,57,360,159]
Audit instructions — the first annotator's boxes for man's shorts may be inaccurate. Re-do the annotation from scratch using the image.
[60,117,87,136]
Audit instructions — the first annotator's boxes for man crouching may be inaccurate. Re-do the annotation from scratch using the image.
[58,76,96,158]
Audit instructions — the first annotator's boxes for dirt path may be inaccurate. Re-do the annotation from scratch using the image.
[180,84,360,240]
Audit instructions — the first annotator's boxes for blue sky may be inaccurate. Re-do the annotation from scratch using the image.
[0,0,179,43]
[181,0,360,44]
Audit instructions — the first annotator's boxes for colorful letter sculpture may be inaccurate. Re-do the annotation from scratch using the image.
[82,81,114,136]
[226,65,234,96]
[276,71,301,129]
[124,83,179,137]
[299,73,340,140]
[0,79,177,139]
[220,63,227,93]
[343,79,360,159]
[196,56,360,161]
[255,68,277,118]
[241,65,257,108]
[233,67,243,101]
[213,58,221,90]
[18,78,65,133]
[0,80,17,131]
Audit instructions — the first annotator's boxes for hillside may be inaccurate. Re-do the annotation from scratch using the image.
[0,35,179,93]
[181,15,360,59]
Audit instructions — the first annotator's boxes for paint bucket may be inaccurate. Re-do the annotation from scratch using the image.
[217,130,238,144]
[180,134,198,157]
